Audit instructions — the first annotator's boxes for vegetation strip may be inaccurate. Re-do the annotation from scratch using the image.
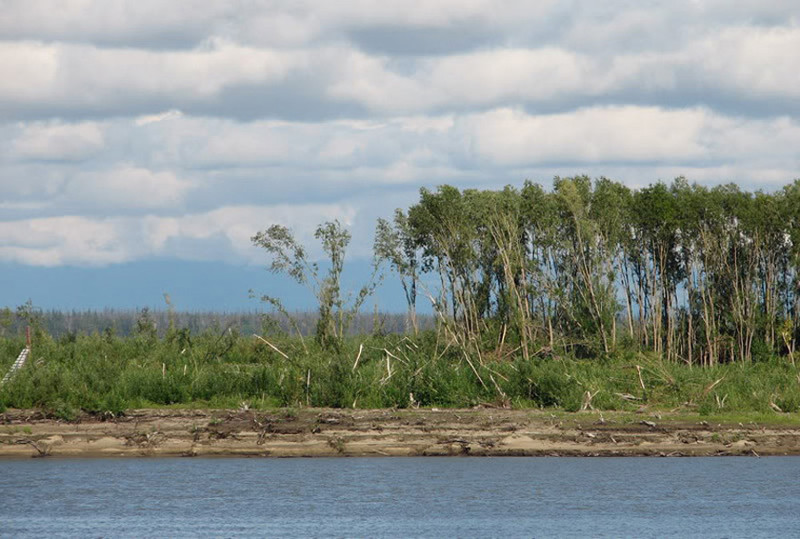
[2,177,800,419]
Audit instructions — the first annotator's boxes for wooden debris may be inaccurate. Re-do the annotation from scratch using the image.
[253,334,289,360]
[580,390,599,411]
[352,343,364,372]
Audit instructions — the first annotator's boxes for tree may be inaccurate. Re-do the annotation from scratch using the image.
[252,220,381,351]
[374,209,420,334]
[553,176,618,355]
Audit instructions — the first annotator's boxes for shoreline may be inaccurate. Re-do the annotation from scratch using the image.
[1,408,799,459]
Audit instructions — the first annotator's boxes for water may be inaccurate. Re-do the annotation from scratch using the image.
[1,457,799,538]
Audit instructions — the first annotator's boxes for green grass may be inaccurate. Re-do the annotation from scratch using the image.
[1,330,799,420]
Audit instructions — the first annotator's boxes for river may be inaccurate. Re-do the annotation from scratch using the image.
[2,457,799,537]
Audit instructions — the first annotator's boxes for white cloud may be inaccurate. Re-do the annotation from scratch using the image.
[144,203,356,260]
[0,203,356,266]
[1,18,799,120]
[135,109,183,126]
[324,28,800,115]
[12,121,105,161]
[428,48,590,104]
[184,122,297,167]
[464,106,708,165]
[0,42,59,102]
[2,1,800,272]
[463,106,800,167]
[63,166,192,210]
[0,0,559,46]
[0,216,131,266]
[0,0,233,46]
[0,40,301,111]
[694,26,800,99]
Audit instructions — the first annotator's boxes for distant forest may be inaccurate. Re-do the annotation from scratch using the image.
[0,307,434,339]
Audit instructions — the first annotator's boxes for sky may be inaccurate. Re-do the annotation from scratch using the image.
[1,0,799,311]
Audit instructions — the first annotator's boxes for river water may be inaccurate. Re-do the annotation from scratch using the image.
[1,457,799,537]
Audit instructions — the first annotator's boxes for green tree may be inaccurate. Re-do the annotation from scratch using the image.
[375,209,421,334]
[252,220,380,351]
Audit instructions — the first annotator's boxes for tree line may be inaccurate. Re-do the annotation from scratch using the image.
[8,175,798,368]
[0,305,434,340]
[370,176,800,365]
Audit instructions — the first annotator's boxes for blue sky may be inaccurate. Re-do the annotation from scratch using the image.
[1,1,799,311]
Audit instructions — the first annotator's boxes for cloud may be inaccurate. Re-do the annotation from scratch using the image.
[0,40,302,119]
[463,105,800,169]
[328,26,800,117]
[62,166,192,211]
[0,203,356,267]
[2,19,799,122]
[2,1,800,272]
[464,106,709,165]
[12,121,105,161]
[0,216,131,266]
[135,109,183,126]
[0,0,234,48]
[693,26,800,100]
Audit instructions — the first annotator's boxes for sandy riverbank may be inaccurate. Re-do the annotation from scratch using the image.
[1,408,799,458]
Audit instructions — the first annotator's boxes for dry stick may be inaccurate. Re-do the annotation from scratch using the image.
[306,369,311,406]
[699,376,725,400]
[435,340,453,362]
[581,390,599,412]
[396,347,415,374]
[462,350,487,389]
[380,355,394,386]
[253,334,289,360]
[488,373,506,399]
[500,346,522,361]
[352,343,364,372]
[497,323,508,353]
[474,340,484,366]
[635,365,646,392]
[483,364,510,382]
[399,336,419,349]
[383,348,408,365]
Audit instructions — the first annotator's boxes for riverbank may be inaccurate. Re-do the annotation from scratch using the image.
[1,408,799,458]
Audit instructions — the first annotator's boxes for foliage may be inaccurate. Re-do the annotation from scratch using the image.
[397,177,800,366]
[251,220,381,351]
[0,330,797,415]
[3,176,800,416]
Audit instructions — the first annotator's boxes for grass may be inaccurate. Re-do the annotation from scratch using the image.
[1,330,799,421]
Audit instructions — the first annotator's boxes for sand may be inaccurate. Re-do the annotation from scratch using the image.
[1,408,798,458]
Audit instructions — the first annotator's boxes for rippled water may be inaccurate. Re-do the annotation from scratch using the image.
[1,457,799,537]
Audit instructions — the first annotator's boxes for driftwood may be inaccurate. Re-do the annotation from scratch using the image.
[18,439,51,457]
